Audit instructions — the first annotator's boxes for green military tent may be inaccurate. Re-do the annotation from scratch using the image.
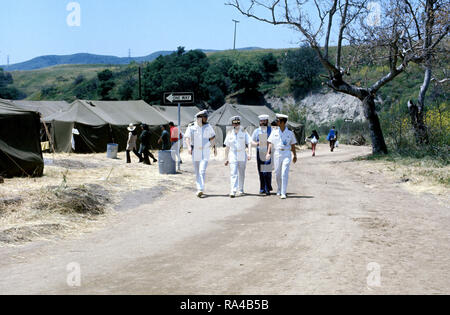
[0,99,44,178]
[208,103,305,146]
[235,104,305,145]
[153,105,200,127]
[9,100,72,153]
[44,100,169,153]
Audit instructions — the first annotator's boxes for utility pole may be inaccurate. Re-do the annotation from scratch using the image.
[7,55,10,66]
[138,66,142,100]
[232,20,240,50]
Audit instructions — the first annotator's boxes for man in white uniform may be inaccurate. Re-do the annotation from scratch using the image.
[185,110,217,197]
[266,114,297,199]
[224,116,252,198]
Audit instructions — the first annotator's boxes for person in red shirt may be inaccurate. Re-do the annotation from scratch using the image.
[169,122,183,164]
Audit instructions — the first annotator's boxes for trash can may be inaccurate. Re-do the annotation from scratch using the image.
[158,150,176,174]
[106,143,118,159]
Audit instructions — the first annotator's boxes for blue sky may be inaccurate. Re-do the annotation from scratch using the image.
[0,0,317,65]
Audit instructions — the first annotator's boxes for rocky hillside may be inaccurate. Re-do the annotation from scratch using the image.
[267,90,367,124]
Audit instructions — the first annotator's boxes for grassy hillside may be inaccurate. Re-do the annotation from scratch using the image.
[11,64,125,101]
[8,47,445,109]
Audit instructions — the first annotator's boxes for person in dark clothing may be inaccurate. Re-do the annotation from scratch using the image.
[327,126,337,152]
[158,125,171,150]
[139,124,157,165]
[306,130,320,157]
[251,115,273,195]
[126,123,142,163]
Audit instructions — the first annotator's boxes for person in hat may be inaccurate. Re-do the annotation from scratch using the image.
[266,114,297,199]
[224,116,252,198]
[251,114,273,195]
[126,123,142,163]
[185,110,217,197]
[139,124,157,165]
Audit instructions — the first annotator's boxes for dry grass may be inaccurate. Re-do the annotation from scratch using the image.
[355,154,449,198]
[0,150,193,245]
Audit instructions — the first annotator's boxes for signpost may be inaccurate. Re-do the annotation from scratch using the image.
[164,92,195,171]
[344,118,353,143]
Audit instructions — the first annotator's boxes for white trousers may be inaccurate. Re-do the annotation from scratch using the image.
[171,141,181,161]
[193,159,208,192]
[229,161,247,193]
[274,151,292,195]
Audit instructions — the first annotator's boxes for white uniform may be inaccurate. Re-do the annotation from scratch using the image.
[185,122,216,192]
[267,127,297,196]
[224,128,251,194]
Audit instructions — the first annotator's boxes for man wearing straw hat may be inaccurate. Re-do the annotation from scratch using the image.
[185,110,217,198]
[266,114,297,199]
[251,114,273,196]
[224,115,252,198]
[126,123,142,163]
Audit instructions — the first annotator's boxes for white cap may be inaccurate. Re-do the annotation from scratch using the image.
[258,114,270,121]
[230,115,241,124]
[195,110,208,118]
[276,113,289,120]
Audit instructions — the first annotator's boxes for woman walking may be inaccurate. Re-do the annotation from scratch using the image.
[306,130,320,156]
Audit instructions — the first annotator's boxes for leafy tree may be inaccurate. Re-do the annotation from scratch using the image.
[119,78,136,100]
[206,85,225,108]
[228,61,263,92]
[97,69,115,100]
[261,53,279,81]
[0,68,25,99]
[282,47,323,88]
[142,49,209,104]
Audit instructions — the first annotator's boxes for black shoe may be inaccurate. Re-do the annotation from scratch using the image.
[153,159,158,163]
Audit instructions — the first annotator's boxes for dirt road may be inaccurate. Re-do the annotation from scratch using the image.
[0,145,449,294]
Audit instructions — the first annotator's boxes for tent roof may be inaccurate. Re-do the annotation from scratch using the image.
[209,103,303,128]
[153,105,200,126]
[0,99,37,116]
[208,103,255,127]
[10,100,70,119]
[45,100,169,126]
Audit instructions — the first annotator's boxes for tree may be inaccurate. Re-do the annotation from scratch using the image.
[97,69,115,100]
[227,0,448,154]
[261,53,279,80]
[0,68,25,99]
[119,78,137,100]
[402,0,449,144]
[228,61,263,92]
[282,46,323,88]
[142,49,210,104]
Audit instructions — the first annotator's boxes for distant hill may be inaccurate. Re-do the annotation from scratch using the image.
[1,47,263,71]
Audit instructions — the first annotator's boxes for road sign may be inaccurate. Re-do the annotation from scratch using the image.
[164,92,194,105]
[344,118,354,122]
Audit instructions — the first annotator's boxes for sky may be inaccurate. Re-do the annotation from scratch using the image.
[0,0,318,65]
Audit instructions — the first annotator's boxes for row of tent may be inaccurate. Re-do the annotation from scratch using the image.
[0,99,304,177]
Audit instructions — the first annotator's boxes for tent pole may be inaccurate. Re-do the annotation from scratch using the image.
[43,119,55,154]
